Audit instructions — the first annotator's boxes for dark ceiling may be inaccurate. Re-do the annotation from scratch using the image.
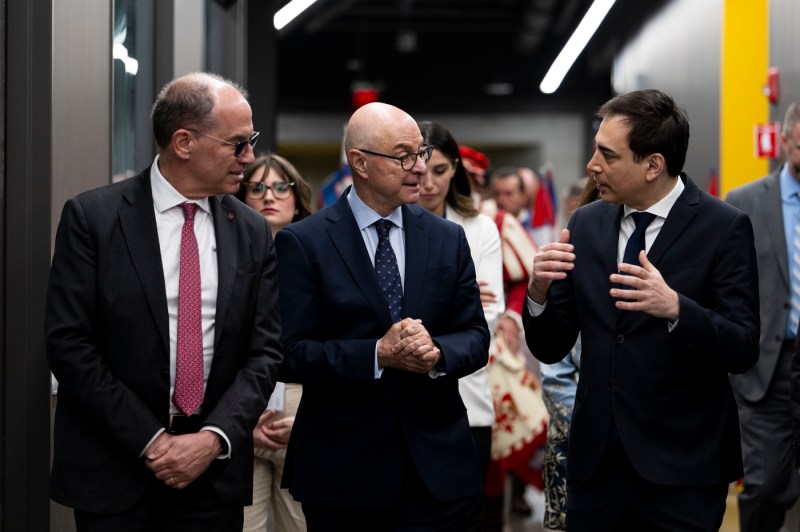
[273,0,670,115]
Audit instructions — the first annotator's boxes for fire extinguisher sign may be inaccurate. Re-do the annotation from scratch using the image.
[754,123,780,159]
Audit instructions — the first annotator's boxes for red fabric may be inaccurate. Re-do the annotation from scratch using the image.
[174,202,204,415]
[532,179,555,228]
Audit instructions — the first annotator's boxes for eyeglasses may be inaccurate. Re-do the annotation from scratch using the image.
[244,180,295,200]
[358,145,433,171]
[187,129,260,158]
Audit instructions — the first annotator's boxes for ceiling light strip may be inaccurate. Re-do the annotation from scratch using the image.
[274,0,319,31]
[539,0,617,94]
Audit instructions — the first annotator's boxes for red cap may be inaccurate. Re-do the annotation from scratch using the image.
[458,145,490,173]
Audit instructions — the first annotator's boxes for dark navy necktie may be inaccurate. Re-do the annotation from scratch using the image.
[374,219,404,322]
[622,212,656,266]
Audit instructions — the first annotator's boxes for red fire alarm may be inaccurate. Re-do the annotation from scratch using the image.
[764,67,780,105]
[755,123,780,159]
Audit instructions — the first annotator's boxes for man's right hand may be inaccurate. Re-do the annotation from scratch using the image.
[528,228,574,304]
[377,318,440,373]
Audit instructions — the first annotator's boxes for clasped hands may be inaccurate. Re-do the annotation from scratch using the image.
[529,228,680,321]
[145,430,221,490]
[378,318,441,373]
[253,410,294,451]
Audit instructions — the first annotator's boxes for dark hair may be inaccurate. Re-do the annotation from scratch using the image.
[150,73,249,149]
[597,89,689,177]
[236,153,313,223]
[489,167,525,192]
[417,121,479,218]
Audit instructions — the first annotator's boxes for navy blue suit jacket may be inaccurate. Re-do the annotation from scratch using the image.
[524,175,759,485]
[275,190,490,507]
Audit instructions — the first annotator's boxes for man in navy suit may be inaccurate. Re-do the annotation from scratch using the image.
[524,89,759,531]
[275,102,490,530]
[46,73,282,531]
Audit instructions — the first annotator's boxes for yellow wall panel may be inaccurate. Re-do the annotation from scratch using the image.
[720,0,769,196]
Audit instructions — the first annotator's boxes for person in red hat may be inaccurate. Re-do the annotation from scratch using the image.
[459,145,492,205]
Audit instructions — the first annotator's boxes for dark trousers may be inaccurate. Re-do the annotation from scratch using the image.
[462,425,491,532]
[566,440,727,532]
[74,476,243,532]
[738,347,800,532]
[302,466,479,532]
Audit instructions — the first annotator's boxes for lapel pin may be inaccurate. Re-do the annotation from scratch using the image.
[227,212,234,221]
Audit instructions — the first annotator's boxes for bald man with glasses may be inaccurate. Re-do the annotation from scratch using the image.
[275,102,490,531]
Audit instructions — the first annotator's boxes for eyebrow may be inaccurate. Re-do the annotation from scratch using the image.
[596,143,619,158]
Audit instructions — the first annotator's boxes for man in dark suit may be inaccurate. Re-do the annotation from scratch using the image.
[727,100,800,532]
[275,102,490,530]
[45,72,282,530]
[524,89,759,531]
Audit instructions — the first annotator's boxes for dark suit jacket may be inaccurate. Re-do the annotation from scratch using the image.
[274,190,490,507]
[524,174,759,485]
[726,170,789,403]
[45,169,282,513]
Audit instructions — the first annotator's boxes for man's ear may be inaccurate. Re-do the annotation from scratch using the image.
[171,129,193,160]
[644,153,666,182]
[348,149,368,177]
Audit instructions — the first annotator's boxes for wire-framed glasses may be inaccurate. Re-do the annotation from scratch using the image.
[187,129,260,157]
[358,145,433,171]
[244,180,295,200]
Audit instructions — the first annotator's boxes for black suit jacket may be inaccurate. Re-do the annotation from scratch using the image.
[45,169,282,513]
[275,191,490,507]
[524,175,759,485]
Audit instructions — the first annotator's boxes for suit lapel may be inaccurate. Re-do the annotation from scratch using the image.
[326,195,394,328]
[211,196,238,348]
[647,175,699,266]
[401,205,428,319]
[118,171,170,354]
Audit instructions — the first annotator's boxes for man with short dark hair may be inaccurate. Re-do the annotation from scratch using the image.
[524,89,759,530]
[46,72,282,530]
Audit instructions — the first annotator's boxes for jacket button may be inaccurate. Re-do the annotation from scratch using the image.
[616,334,625,344]
[606,380,612,390]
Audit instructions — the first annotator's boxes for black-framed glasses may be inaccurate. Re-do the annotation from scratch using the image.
[244,180,295,200]
[358,145,433,171]
[187,129,260,157]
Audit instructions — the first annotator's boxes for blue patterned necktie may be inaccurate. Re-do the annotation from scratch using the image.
[622,212,657,266]
[374,219,404,323]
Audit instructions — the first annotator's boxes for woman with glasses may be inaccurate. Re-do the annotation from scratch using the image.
[235,153,312,532]
[417,121,504,531]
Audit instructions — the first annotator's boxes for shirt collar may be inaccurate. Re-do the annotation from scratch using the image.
[623,176,685,220]
[347,186,404,230]
[780,162,800,201]
[149,155,211,215]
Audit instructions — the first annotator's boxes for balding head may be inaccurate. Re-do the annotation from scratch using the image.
[343,102,426,216]
[151,72,249,150]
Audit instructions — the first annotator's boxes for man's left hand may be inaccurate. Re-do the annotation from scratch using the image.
[609,250,680,321]
[392,319,441,372]
[145,431,221,489]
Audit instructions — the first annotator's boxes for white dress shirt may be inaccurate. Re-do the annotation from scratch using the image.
[142,156,230,457]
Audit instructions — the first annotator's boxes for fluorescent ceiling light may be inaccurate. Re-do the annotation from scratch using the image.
[274,0,319,31]
[539,0,616,94]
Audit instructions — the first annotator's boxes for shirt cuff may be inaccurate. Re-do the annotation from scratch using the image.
[526,295,546,317]
[374,341,384,379]
[140,428,166,458]
[201,426,231,459]
[667,319,679,332]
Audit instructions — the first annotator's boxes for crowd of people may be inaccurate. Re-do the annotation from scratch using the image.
[44,70,800,532]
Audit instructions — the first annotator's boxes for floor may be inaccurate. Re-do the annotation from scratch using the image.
[507,483,800,532]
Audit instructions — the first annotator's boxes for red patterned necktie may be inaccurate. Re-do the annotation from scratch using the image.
[173,202,204,415]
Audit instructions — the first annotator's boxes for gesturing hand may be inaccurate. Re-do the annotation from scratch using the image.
[609,250,680,320]
[527,228,574,304]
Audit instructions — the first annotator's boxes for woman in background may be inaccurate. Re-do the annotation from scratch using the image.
[418,121,504,531]
[236,153,313,532]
